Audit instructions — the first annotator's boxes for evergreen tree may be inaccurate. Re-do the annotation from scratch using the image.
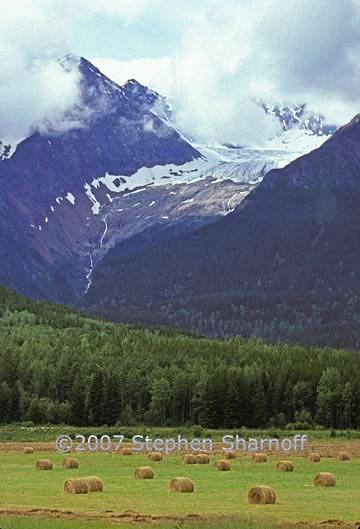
[149,378,171,425]
[103,373,121,426]
[0,382,11,423]
[252,376,267,427]
[69,374,88,426]
[316,368,342,427]
[87,369,105,426]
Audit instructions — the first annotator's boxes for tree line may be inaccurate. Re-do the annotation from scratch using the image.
[0,286,359,429]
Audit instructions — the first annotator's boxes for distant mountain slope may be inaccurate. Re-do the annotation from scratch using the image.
[262,102,336,136]
[0,55,335,305]
[0,57,235,301]
[84,114,360,348]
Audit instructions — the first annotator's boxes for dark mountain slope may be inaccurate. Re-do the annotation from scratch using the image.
[0,56,203,301]
[1,56,201,221]
[84,115,360,348]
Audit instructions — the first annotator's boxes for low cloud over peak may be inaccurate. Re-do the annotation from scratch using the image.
[2,0,360,147]
[94,0,360,146]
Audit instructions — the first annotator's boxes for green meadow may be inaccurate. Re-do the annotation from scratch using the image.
[0,516,324,529]
[0,451,359,529]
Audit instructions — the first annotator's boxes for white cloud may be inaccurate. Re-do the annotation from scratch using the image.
[0,0,155,144]
[95,0,360,146]
[2,0,360,146]
[2,61,83,140]
[254,0,360,123]
[0,1,79,143]
[83,0,153,22]
[93,57,174,94]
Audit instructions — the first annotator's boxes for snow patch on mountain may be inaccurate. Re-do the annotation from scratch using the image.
[261,102,335,152]
[266,128,330,151]
[199,145,302,185]
[65,192,76,205]
[62,131,335,220]
[83,153,221,215]
[0,138,23,159]
[84,183,101,215]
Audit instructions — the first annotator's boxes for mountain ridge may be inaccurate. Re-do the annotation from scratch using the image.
[83,110,360,348]
[0,55,339,317]
[0,56,265,302]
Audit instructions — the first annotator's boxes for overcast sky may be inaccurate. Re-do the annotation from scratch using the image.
[1,0,360,145]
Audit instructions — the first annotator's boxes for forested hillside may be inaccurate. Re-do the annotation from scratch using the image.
[0,286,359,429]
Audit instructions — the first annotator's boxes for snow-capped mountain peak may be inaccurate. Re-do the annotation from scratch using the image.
[262,102,337,136]
[0,56,339,306]
[260,102,337,153]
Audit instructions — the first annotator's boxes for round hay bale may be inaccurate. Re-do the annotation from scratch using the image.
[169,477,194,493]
[307,452,321,462]
[196,454,210,464]
[223,451,236,460]
[314,472,336,487]
[64,478,89,494]
[336,451,350,461]
[86,476,104,492]
[62,458,79,469]
[276,461,294,472]
[183,454,197,465]
[214,459,231,471]
[248,486,276,504]
[35,459,53,470]
[135,466,154,479]
[149,452,163,461]
[24,447,34,454]
[122,448,132,456]
[252,453,267,463]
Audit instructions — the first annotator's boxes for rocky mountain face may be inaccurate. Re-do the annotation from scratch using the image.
[84,114,360,348]
[262,102,336,136]
[0,55,335,309]
[0,56,265,301]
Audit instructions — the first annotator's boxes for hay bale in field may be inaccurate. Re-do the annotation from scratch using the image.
[307,452,321,462]
[169,477,194,493]
[135,466,154,479]
[62,458,79,469]
[24,447,33,454]
[276,461,294,472]
[248,486,276,504]
[196,454,210,464]
[64,476,103,494]
[87,476,104,492]
[336,451,350,461]
[183,454,197,464]
[122,448,133,456]
[214,459,231,471]
[224,451,236,460]
[252,453,267,463]
[149,452,163,461]
[314,472,336,487]
[35,459,53,470]
[64,478,89,494]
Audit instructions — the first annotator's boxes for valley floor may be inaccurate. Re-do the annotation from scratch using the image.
[0,441,359,529]
[0,516,357,529]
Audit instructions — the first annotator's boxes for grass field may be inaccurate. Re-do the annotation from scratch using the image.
[0,448,359,529]
[0,515,306,529]
[0,424,359,443]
